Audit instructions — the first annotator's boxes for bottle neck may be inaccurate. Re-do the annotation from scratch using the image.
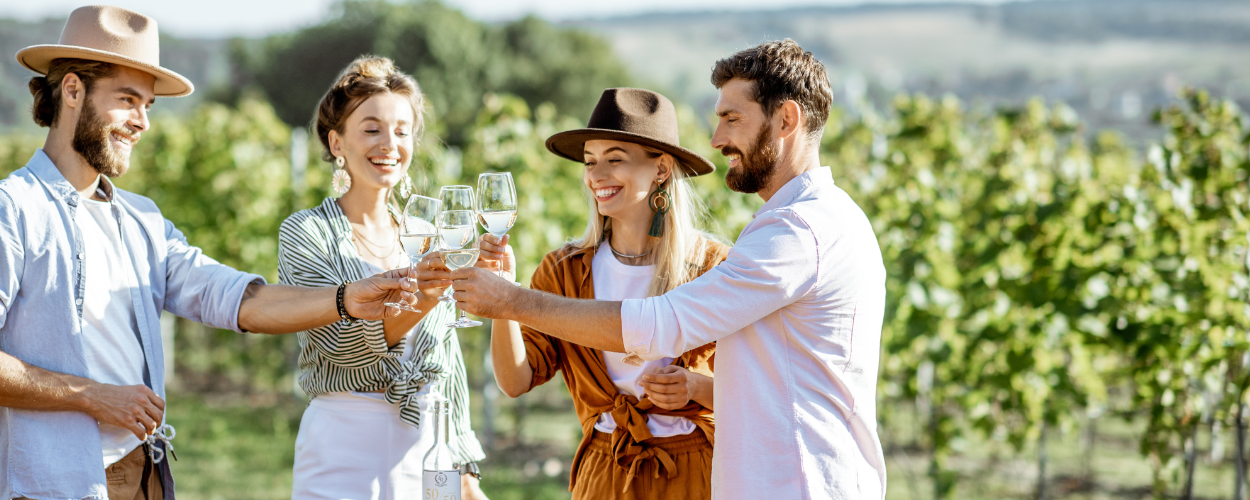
[436,399,451,446]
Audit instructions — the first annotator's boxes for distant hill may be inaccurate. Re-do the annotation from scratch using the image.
[0,16,227,133]
[565,0,1250,140]
[1,0,1246,141]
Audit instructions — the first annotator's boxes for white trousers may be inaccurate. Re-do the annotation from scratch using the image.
[292,392,434,500]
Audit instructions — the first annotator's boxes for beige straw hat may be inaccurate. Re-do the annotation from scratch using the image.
[16,5,193,97]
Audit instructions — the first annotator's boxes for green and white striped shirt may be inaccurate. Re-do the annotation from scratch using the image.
[277,197,485,464]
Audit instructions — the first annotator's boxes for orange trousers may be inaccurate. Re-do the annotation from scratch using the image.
[572,430,712,500]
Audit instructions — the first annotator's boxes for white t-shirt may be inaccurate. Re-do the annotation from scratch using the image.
[591,246,696,438]
[77,197,147,466]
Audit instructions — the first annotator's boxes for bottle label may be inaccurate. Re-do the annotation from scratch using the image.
[422,469,461,500]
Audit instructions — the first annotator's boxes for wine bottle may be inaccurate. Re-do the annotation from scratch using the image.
[423,397,461,500]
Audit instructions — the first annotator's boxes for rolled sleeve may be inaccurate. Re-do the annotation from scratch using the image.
[621,297,661,360]
[162,219,266,332]
[621,209,820,361]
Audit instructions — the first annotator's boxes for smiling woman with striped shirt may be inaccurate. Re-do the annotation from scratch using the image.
[277,56,488,500]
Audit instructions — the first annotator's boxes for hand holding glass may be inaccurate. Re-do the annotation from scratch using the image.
[383,195,442,313]
[438,210,483,328]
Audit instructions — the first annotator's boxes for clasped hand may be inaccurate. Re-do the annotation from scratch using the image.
[639,365,698,410]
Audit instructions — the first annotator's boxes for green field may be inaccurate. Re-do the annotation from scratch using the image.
[164,391,576,500]
[164,390,1249,500]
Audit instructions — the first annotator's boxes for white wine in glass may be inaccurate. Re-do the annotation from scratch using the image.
[437,210,483,328]
[384,195,442,313]
[476,172,517,238]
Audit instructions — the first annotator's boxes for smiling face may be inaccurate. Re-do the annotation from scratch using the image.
[711,78,781,194]
[70,65,155,178]
[328,91,415,193]
[583,139,671,223]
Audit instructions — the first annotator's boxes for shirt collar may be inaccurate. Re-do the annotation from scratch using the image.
[26,148,118,205]
[95,175,117,202]
[27,149,80,205]
[320,197,354,238]
[321,197,404,239]
[753,166,835,218]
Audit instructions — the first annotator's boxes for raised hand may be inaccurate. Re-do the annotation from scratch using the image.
[413,252,453,301]
[343,270,419,320]
[477,233,516,281]
[81,382,166,440]
[449,266,521,320]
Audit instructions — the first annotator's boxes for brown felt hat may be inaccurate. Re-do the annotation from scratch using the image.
[16,5,193,97]
[546,88,715,177]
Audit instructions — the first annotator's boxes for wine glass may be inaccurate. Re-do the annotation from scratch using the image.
[437,210,483,328]
[384,195,442,313]
[476,172,517,238]
[439,185,475,212]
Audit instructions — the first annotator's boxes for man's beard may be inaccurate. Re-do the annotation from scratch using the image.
[723,122,779,194]
[71,101,131,178]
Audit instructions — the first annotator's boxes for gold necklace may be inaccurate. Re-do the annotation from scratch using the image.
[352,222,400,264]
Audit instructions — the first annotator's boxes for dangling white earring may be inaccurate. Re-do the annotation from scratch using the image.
[332,155,351,195]
[397,173,414,200]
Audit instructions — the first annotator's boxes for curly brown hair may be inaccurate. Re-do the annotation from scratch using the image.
[28,58,118,128]
[313,55,425,163]
[711,39,832,138]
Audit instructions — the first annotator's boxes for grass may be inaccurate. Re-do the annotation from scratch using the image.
[164,391,575,500]
[882,406,1245,500]
[164,389,1250,500]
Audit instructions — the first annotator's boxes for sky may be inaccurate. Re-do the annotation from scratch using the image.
[0,0,998,37]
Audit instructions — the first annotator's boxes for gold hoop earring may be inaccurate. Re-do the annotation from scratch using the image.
[647,184,671,238]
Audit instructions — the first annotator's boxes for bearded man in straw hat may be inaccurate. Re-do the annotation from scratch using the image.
[450,39,887,500]
[0,6,421,500]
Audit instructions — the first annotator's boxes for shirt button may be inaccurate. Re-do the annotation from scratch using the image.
[77,253,84,259]
[75,298,83,305]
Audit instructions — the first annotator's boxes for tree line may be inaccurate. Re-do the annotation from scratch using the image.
[1,1,1247,496]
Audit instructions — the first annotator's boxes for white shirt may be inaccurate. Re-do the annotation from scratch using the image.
[590,246,696,438]
[78,197,147,466]
[621,167,887,500]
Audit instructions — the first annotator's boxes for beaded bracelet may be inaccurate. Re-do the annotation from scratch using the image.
[336,282,360,322]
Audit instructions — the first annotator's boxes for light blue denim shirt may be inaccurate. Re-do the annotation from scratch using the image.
[0,150,265,500]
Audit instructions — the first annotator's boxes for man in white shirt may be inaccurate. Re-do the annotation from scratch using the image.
[451,39,887,499]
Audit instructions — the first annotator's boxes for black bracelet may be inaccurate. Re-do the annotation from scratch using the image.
[336,282,359,322]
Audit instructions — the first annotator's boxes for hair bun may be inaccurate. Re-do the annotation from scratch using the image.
[28,76,55,127]
[344,57,397,83]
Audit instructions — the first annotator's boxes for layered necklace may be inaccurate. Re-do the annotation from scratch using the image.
[352,218,401,268]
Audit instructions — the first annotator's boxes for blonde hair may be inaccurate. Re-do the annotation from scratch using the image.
[572,148,714,297]
[313,55,425,163]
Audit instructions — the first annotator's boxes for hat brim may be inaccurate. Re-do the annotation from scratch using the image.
[546,129,715,177]
[16,45,193,97]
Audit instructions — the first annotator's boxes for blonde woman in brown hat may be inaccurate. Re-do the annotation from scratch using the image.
[476,88,727,499]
